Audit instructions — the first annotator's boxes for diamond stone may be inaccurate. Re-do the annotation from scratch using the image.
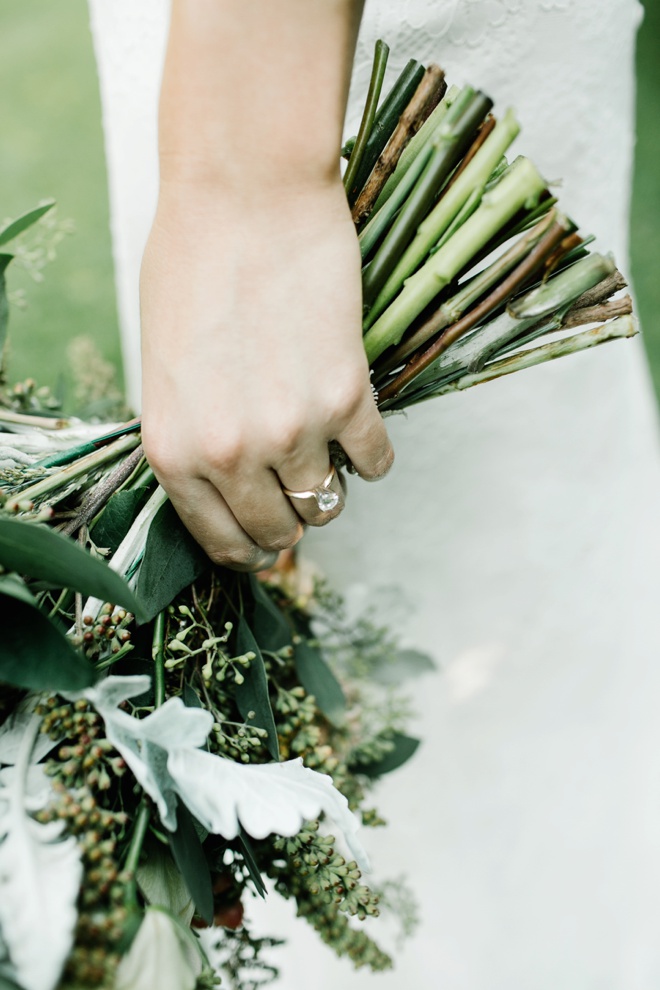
[314,487,340,512]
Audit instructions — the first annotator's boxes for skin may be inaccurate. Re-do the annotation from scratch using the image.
[140,0,394,570]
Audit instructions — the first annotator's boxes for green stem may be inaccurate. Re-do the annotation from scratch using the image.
[383,251,616,408]
[375,209,560,377]
[12,433,140,505]
[124,799,151,906]
[342,40,389,195]
[95,642,134,671]
[364,107,521,328]
[417,315,637,400]
[152,611,166,708]
[347,58,426,204]
[364,155,546,362]
[371,83,461,212]
[359,139,434,261]
[0,408,69,430]
[362,89,491,307]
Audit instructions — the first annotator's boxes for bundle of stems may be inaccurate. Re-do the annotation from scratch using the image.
[346,41,635,414]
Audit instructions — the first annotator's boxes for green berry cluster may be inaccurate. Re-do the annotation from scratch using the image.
[34,697,132,988]
[269,822,391,972]
[77,603,134,662]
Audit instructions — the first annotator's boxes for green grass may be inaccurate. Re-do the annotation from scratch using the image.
[0,2,658,402]
[0,0,121,400]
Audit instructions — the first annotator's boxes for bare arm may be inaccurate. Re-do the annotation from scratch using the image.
[141,0,393,569]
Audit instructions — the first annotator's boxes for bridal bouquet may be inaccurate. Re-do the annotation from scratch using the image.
[0,41,635,990]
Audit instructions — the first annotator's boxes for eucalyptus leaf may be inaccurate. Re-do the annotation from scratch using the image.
[0,202,55,247]
[137,838,196,926]
[235,618,279,761]
[294,639,346,725]
[0,575,35,608]
[0,254,12,358]
[248,575,291,652]
[0,595,96,692]
[238,831,267,899]
[91,488,149,555]
[0,518,144,619]
[351,732,421,778]
[369,648,437,686]
[182,683,203,709]
[169,804,214,925]
[136,502,208,623]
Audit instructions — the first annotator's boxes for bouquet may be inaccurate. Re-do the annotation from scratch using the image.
[0,41,635,990]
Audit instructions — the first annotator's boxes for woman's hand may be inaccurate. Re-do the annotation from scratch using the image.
[140,175,393,569]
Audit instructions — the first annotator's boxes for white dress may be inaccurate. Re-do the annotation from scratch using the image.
[88,2,660,986]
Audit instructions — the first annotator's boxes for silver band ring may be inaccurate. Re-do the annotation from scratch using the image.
[282,464,341,513]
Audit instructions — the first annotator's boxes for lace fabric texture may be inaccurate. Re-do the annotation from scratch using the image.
[88,1,660,985]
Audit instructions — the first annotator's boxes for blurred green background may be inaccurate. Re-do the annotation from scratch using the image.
[1,0,659,403]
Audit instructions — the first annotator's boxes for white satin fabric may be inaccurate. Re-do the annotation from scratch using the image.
[88,1,660,986]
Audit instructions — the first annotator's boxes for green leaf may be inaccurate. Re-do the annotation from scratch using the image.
[0,574,36,607]
[238,831,267,899]
[235,617,279,761]
[294,639,346,725]
[0,202,55,247]
[0,254,12,358]
[351,732,421,778]
[0,594,96,692]
[169,804,214,925]
[248,574,291,652]
[137,502,208,623]
[0,518,144,620]
[182,683,203,709]
[369,648,437,686]
[0,974,23,990]
[91,488,149,555]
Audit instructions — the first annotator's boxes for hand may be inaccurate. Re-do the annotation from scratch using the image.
[140,176,394,569]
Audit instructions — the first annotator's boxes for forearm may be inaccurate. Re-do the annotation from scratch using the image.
[159,0,364,193]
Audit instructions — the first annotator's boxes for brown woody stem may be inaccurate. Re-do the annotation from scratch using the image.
[377,212,571,405]
[351,65,446,226]
[561,294,633,330]
[61,444,145,537]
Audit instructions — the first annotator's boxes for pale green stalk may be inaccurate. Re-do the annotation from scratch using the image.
[415,316,636,401]
[364,155,546,362]
[401,252,616,394]
[81,484,168,621]
[10,433,140,505]
[364,107,522,328]
[359,138,435,259]
[372,84,461,212]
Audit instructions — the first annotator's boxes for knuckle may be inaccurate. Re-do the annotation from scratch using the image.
[258,527,301,553]
[273,417,305,457]
[142,430,179,481]
[327,376,365,423]
[207,431,246,475]
[207,542,269,570]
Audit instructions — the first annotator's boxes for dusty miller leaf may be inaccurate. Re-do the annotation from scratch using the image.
[0,715,83,990]
[168,751,370,872]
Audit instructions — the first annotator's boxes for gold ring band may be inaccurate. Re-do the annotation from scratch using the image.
[282,465,340,513]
